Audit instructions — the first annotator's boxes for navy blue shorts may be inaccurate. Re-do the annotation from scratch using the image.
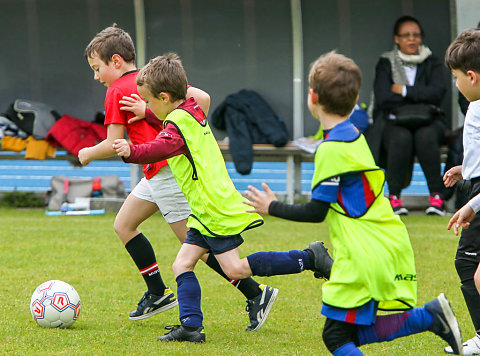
[184,228,244,255]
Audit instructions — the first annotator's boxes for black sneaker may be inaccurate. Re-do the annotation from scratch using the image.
[305,241,333,279]
[245,284,278,331]
[424,293,462,355]
[129,288,178,320]
[157,325,205,343]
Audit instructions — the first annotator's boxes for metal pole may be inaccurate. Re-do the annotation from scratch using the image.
[133,0,147,67]
[291,0,304,139]
[130,0,147,190]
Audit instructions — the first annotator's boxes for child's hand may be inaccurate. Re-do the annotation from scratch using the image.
[78,147,91,166]
[443,165,463,187]
[447,203,475,235]
[243,182,277,215]
[119,94,146,124]
[113,139,131,158]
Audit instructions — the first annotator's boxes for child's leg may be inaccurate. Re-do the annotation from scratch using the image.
[446,187,480,353]
[157,242,207,343]
[213,241,332,280]
[167,219,262,297]
[151,168,265,300]
[455,256,480,345]
[356,309,433,345]
[474,262,480,297]
[172,242,209,328]
[322,318,363,355]
[114,192,166,295]
[241,241,332,279]
[356,294,462,354]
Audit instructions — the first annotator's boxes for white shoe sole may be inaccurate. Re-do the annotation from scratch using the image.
[445,345,479,355]
[129,299,178,321]
[250,288,279,331]
[394,207,408,215]
[426,207,446,216]
[438,293,463,355]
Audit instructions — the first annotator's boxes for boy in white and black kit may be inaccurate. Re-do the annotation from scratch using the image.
[444,29,480,355]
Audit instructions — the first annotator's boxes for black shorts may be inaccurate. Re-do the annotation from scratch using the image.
[322,318,359,352]
[184,228,244,255]
[457,178,480,259]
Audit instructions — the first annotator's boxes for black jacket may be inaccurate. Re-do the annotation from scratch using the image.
[212,89,289,174]
[365,54,447,187]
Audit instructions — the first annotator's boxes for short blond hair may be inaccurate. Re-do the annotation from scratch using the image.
[137,53,187,101]
[308,51,361,116]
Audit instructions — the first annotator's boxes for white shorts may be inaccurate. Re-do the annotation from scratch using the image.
[130,165,191,223]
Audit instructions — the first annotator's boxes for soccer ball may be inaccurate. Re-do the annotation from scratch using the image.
[30,280,81,328]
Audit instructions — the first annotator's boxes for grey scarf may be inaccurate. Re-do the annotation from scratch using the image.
[381,45,432,85]
[368,45,432,117]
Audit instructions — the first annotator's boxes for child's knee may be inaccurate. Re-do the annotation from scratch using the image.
[172,257,195,276]
[221,259,250,280]
[113,216,128,236]
[113,219,134,244]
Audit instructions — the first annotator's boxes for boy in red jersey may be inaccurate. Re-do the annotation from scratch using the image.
[79,25,277,330]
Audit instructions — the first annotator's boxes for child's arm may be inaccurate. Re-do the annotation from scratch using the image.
[78,123,124,165]
[244,182,329,222]
[186,86,211,116]
[119,86,211,124]
[447,194,480,235]
[244,183,277,215]
[443,165,463,188]
[113,123,185,164]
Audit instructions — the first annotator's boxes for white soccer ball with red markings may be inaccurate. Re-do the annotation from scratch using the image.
[30,280,81,328]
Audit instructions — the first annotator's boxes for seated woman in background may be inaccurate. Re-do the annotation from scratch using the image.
[366,15,447,216]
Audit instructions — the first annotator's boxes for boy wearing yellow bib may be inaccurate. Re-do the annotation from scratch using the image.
[245,51,463,355]
[113,53,333,343]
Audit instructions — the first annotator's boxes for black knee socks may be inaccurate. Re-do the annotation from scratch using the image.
[125,233,166,296]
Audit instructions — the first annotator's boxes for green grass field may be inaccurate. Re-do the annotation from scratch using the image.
[0,208,470,355]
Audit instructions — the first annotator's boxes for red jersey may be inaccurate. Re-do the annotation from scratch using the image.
[104,70,166,179]
[125,98,203,165]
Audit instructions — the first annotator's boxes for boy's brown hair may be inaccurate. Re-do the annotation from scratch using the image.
[308,51,361,116]
[137,53,187,102]
[445,29,480,74]
[85,25,136,64]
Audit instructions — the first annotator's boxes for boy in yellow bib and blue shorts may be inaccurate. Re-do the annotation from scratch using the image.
[245,51,463,355]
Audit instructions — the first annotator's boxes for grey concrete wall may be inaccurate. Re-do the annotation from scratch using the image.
[0,0,452,139]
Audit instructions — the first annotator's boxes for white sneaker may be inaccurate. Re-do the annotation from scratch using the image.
[445,334,480,355]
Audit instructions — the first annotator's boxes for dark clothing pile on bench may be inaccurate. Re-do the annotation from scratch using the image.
[212,89,289,175]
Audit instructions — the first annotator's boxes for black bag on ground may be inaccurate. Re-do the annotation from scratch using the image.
[392,103,440,128]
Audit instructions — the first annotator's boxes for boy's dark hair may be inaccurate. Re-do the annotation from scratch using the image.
[85,25,136,64]
[308,51,361,116]
[393,15,425,38]
[445,29,480,73]
[137,53,187,102]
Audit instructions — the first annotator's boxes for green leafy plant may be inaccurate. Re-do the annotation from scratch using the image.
[0,191,44,208]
